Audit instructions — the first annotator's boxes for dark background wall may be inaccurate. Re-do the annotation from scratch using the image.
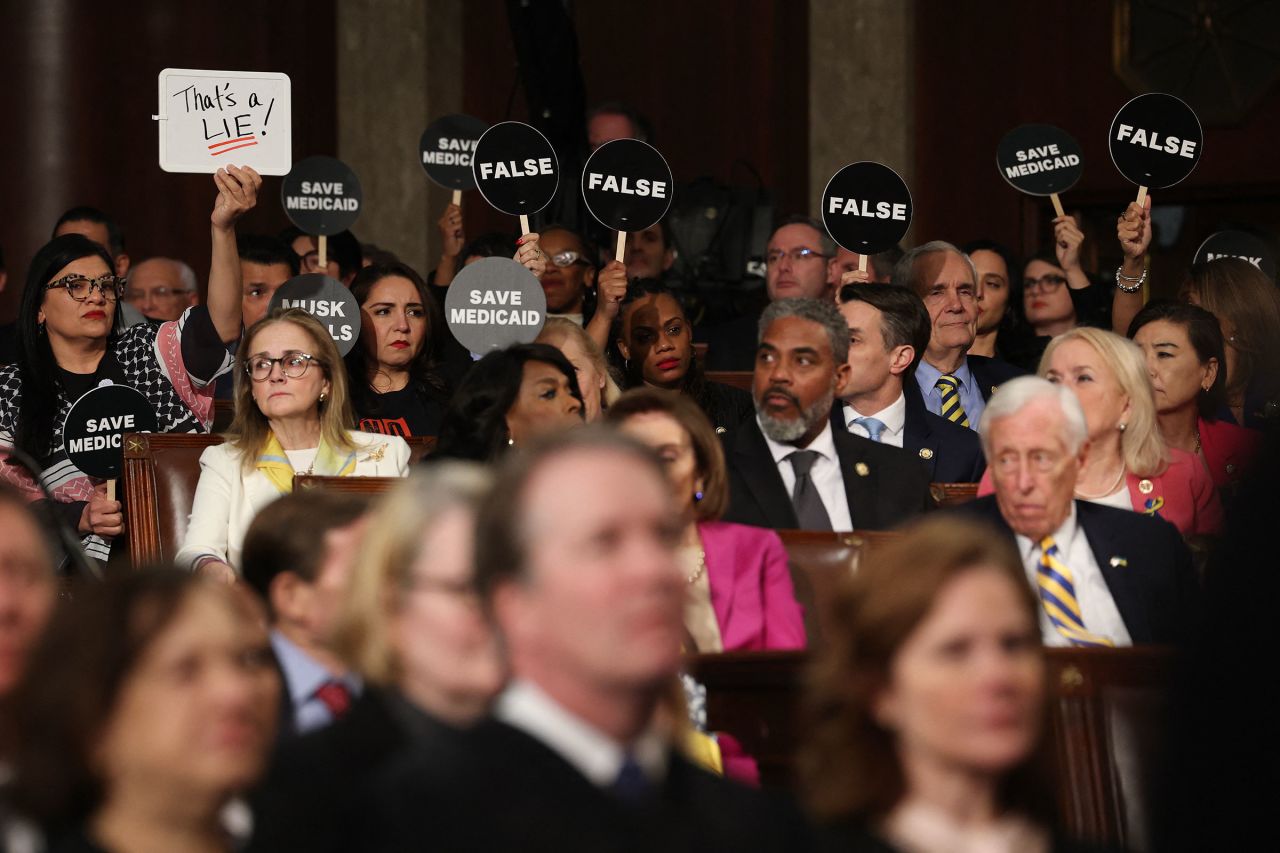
[0,0,336,321]
[913,2,1280,292]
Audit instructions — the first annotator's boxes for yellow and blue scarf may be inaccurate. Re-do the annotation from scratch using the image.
[255,432,357,494]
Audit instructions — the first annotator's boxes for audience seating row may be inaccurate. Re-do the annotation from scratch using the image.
[687,647,1175,852]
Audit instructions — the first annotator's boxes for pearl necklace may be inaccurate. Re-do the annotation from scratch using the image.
[686,548,707,585]
[1075,464,1126,500]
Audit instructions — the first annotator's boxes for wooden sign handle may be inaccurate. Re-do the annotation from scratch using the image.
[1136,186,1148,207]
[857,254,868,274]
[451,189,462,207]
[615,231,627,263]
[519,214,530,236]
[1050,193,1065,218]
[106,479,116,502]
[317,234,328,271]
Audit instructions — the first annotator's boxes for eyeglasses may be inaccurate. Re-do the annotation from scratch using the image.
[1023,274,1068,293]
[244,350,321,382]
[549,250,593,269]
[124,287,193,302]
[45,274,125,302]
[765,248,829,265]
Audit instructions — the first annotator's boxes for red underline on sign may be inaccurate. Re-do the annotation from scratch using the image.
[210,141,259,156]
[208,136,256,150]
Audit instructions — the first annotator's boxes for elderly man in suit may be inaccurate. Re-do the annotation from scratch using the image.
[833,283,985,483]
[369,429,808,851]
[893,241,1025,432]
[721,297,932,531]
[954,376,1198,646]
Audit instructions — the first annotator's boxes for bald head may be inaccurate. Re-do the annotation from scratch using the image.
[125,257,199,321]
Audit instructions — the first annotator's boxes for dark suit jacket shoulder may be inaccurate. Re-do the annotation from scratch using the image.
[370,717,812,852]
[722,418,932,532]
[966,354,1027,401]
[949,496,1199,645]
[834,394,985,483]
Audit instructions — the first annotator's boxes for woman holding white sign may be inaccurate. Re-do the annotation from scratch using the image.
[0,167,260,563]
[177,309,410,579]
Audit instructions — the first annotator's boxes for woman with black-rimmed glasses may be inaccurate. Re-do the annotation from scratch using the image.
[0,167,260,564]
[176,308,409,582]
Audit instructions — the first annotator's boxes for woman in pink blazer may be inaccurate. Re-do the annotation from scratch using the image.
[606,389,806,651]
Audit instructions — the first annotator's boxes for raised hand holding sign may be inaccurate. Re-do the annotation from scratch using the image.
[821,162,913,274]
[1109,93,1203,206]
[281,156,364,272]
[471,121,559,236]
[996,124,1083,218]
[581,139,674,262]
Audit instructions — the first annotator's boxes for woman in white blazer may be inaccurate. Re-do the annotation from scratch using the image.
[177,309,409,580]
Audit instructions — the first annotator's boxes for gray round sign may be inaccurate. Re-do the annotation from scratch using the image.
[444,257,547,353]
[268,273,362,356]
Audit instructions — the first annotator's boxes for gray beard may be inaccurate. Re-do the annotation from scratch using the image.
[757,389,835,443]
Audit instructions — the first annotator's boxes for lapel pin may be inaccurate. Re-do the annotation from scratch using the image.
[990,385,999,396]
[918,448,934,460]
[855,462,870,477]
[1137,478,1154,494]
[361,443,387,463]
[1109,556,1128,568]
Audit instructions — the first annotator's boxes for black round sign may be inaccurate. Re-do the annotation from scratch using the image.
[1194,230,1276,281]
[996,124,1084,196]
[820,162,913,255]
[268,274,362,357]
[420,114,488,191]
[64,384,158,479]
[470,122,559,216]
[444,257,547,354]
[1108,93,1203,189]
[280,156,363,235]
[580,139,674,232]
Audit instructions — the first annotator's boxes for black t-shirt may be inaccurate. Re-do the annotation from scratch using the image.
[355,384,444,438]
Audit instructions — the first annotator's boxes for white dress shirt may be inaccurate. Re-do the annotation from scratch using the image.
[842,393,907,448]
[759,417,854,531]
[1014,504,1132,647]
[495,680,668,787]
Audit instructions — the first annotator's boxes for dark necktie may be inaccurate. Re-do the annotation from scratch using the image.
[787,450,833,531]
[610,754,651,803]
[314,680,353,718]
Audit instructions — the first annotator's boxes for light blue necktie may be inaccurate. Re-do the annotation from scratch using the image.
[851,416,887,443]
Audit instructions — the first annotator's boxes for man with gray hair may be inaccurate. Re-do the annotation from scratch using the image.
[953,376,1197,645]
[721,297,931,531]
[893,241,1024,432]
[124,256,199,322]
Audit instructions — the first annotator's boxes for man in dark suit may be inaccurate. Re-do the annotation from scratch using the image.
[951,376,1198,646]
[240,491,370,738]
[369,430,809,851]
[833,283,985,483]
[892,241,1025,432]
[721,297,932,531]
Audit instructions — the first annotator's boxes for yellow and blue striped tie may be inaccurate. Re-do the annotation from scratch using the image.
[1037,536,1114,648]
[935,374,970,427]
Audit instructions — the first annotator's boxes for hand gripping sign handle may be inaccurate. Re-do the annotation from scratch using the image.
[452,189,462,207]
[1135,186,1148,207]
[1050,193,1066,218]
[615,231,627,263]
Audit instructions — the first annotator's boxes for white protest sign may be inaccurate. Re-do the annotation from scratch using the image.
[155,68,292,175]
